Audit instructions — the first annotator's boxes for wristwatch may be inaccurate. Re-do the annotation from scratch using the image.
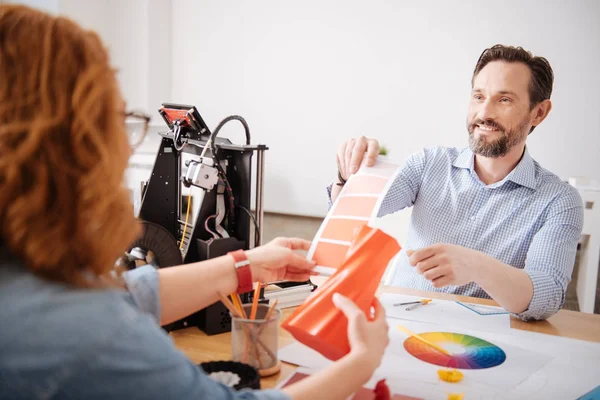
[229,249,253,293]
[336,169,347,187]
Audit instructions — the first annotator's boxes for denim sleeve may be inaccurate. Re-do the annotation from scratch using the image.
[123,265,161,323]
[516,187,584,321]
[57,298,290,400]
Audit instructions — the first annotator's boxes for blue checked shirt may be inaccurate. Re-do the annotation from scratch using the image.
[328,146,583,320]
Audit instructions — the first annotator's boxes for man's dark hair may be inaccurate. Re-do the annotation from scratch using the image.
[472,44,554,110]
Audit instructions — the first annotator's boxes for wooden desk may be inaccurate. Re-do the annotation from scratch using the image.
[171,285,600,389]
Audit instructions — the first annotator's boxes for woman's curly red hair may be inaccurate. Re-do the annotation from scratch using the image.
[0,5,140,286]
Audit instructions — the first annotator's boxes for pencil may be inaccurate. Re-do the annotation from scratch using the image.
[263,299,278,321]
[219,293,241,318]
[236,294,248,318]
[397,325,452,356]
[220,293,265,367]
[250,283,261,320]
[230,293,247,318]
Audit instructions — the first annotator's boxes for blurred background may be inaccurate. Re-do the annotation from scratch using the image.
[5,0,600,217]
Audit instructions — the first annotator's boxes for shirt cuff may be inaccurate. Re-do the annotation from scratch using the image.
[514,269,563,321]
[326,182,334,209]
[123,265,161,324]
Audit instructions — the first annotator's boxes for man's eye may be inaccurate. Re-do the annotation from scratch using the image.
[500,97,511,103]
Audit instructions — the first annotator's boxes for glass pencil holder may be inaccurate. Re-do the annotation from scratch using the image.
[231,304,281,377]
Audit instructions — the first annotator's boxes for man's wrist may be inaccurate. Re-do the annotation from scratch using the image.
[471,251,499,286]
[336,169,347,186]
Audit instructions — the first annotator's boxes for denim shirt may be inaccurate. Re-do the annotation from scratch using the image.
[0,255,290,400]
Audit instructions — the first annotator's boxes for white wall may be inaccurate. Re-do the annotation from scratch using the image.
[8,0,600,217]
[59,0,172,118]
[170,0,600,217]
[8,0,172,119]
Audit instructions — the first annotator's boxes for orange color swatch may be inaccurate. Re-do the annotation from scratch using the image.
[360,161,400,178]
[312,241,350,270]
[343,175,389,195]
[331,196,379,218]
[321,218,369,243]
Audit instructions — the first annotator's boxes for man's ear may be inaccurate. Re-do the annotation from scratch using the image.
[531,99,552,128]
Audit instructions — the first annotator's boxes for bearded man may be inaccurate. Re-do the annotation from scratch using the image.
[330,45,583,321]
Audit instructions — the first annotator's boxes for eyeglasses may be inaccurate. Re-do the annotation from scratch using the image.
[124,111,151,148]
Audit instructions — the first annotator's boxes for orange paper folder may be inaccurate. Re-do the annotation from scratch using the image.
[282,225,400,361]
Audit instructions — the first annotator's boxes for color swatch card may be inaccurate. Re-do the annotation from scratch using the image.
[308,157,401,275]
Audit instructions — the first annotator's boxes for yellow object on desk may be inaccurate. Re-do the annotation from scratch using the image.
[438,369,464,383]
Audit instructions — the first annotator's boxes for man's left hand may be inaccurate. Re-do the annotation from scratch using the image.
[407,244,485,288]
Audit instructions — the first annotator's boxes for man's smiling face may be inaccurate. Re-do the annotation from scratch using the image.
[467,61,535,158]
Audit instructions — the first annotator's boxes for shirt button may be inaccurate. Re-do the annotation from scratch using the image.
[470,216,476,221]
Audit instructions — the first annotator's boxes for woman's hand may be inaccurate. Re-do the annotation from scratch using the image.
[245,237,318,283]
[333,293,389,373]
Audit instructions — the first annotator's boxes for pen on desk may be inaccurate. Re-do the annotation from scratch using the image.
[394,298,432,307]
[406,299,431,311]
[393,300,422,306]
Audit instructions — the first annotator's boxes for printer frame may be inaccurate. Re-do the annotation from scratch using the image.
[137,117,267,334]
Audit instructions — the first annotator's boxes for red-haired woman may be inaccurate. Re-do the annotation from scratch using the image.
[0,5,389,400]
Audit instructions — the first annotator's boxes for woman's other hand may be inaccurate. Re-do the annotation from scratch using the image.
[333,293,389,373]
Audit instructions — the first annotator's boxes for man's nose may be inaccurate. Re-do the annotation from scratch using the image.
[477,99,497,122]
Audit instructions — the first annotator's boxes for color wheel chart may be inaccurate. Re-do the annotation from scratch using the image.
[308,158,401,275]
[404,332,506,369]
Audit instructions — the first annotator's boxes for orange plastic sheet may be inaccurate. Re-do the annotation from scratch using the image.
[283,225,401,360]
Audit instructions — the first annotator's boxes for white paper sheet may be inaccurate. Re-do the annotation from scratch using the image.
[379,293,511,333]
[279,318,600,399]
[383,320,552,390]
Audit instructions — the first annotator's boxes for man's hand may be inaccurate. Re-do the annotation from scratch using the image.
[337,136,380,181]
[407,244,486,288]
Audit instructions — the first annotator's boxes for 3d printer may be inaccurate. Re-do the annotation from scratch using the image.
[120,103,268,334]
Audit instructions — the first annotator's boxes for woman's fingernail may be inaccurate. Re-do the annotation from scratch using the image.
[332,293,341,304]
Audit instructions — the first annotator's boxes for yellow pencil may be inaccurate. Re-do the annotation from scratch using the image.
[397,325,452,356]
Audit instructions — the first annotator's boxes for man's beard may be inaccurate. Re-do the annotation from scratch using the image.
[467,116,530,158]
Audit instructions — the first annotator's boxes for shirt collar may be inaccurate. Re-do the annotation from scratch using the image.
[452,147,475,170]
[452,147,537,190]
